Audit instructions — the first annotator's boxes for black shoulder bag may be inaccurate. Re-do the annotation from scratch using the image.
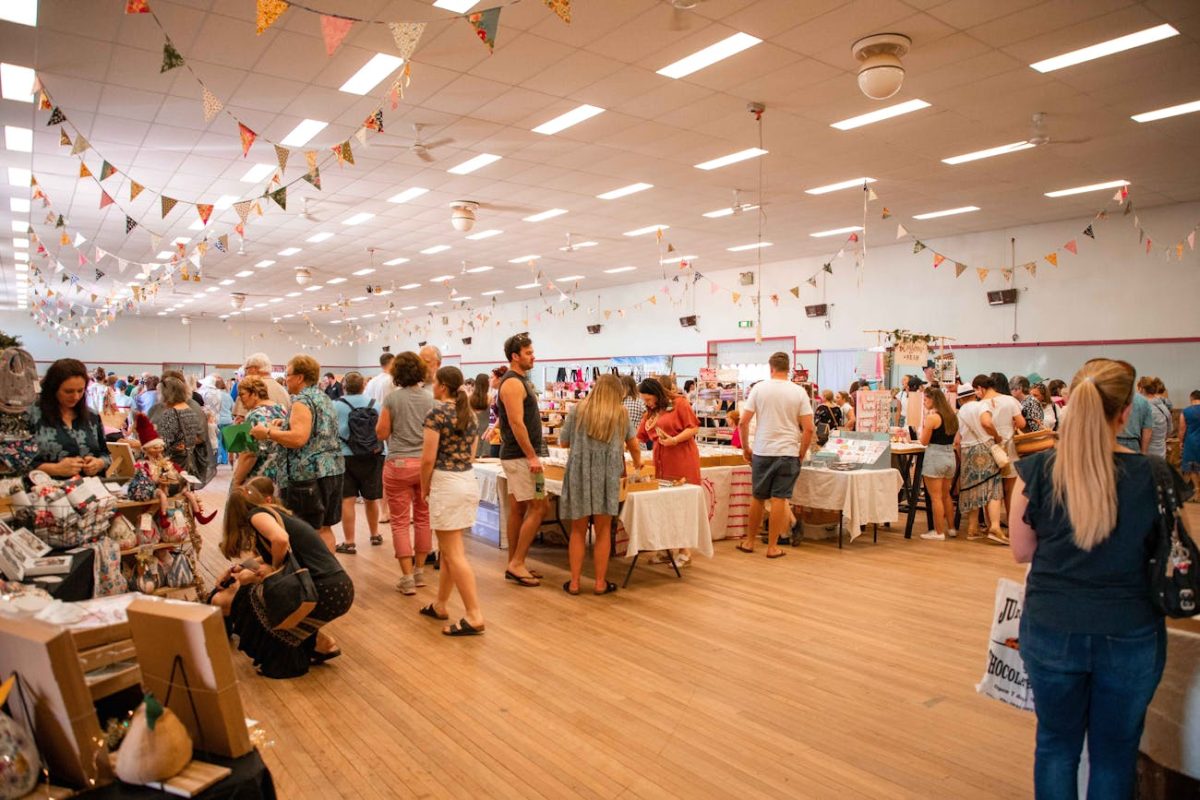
[253,510,318,630]
[1147,457,1199,617]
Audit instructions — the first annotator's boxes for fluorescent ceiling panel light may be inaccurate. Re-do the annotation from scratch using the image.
[205,286,219,293]
[421,244,451,255]
[384,257,410,266]
[453,296,472,302]
[703,205,758,218]
[327,277,346,284]
[429,274,454,282]
[623,225,668,237]
[0,1,37,27]
[156,251,173,259]
[401,305,417,310]
[941,141,1034,165]
[810,225,864,238]
[7,167,31,187]
[173,237,191,245]
[255,260,275,268]
[727,242,772,252]
[13,253,28,262]
[213,194,238,210]
[283,313,295,318]
[399,282,421,289]
[523,208,568,222]
[4,125,32,153]
[1132,99,1200,123]
[1044,179,1129,198]
[1030,24,1179,73]
[605,266,637,274]
[560,241,597,250]
[286,291,302,297]
[432,0,480,12]
[481,289,504,295]
[377,290,392,296]
[447,153,501,175]
[306,232,334,243]
[269,297,283,303]
[304,285,322,292]
[515,282,540,289]
[235,270,254,278]
[465,229,502,240]
[532,104,605,135]
[912,206,980,220]
[831,99,931,130]
[278,247,301,256]
[805,177,875,195]
[343,212,375,226]
[353,268,375,276]
[280,119,328,147]
[425,301,443,307]
[0,63,36,102]
[9,198,30,213]
[508,254,540,263]
[597,183,652,200]
[9,221,25,232]
[657,32,762,79]
[219,279,235,286]
[465,265,493,273]
[694,148,768,171]
[659,254,697,265]
[240,163,276,183]
[339,53,404,96]
[387,187,429,204]
[13,238,28,248]
[188,219,205,230]
[558,275,585,282]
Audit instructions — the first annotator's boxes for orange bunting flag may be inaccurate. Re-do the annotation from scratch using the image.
[99,191,114,209]
[1045,252,1058,267]
[60,231,70,246]
[543,0,571,23]
[125,0,150,12]
[1024,262,1037,277]
[976,268,989,283]
[320,15,354,56]
[59,127,71,147]
[1063,240,1077,255]
[648,295,657,305]
[129,180,144,201]
[731,292,741,304]
[196,203,214,225]
[39,93,52,111]
[160,196,177,218]
[881,207,891,219]
[332,141,354,167]
[78,162,92,179]
[932,253,945,268]
[238,123,257,157]
[1001,268,1014,284]
[1177,243,1185,260]
[256,0,289,35]
[202,88,223,122]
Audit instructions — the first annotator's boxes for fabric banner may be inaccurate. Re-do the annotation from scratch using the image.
[388,21,425,60]
[468,7,501,53]
[256,0,289,35]
[320,15,354,56]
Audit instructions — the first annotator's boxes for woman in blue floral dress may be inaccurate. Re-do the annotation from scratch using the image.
[231,375,287,488]
[28,359,111,478]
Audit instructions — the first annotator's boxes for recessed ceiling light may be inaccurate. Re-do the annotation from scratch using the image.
[286,291,302,297]
[235,270,254,278]
[401,305,418,310]
[339,53,405,95]
[465,265,493,273]
[12,238,28,248]
[912,206,980,220]
[306,232,334,243]
[4,125,32,153]
[343,212,375,226]
[604,266,637,274]
[214,194,239,210]
[482,289,504,295]
[805,177,876,195]
[252,302,267,308]
[0,1,36,27]
[240,163,276,183]
[465,229,502,240]
[278,247,301,256]
[282,313,294,318]
[421,245,451,255]
[219,279,235,286]
[557,275,585,282]
[384,257,410,266]
[156,251,173,259]
[523,208,568,222]
[432,0,480,11]
[304,284,322,292]
[657,32,762,79]
[694,148,768,171]
[597,183,653,200]
[1044,179,1129,198]
[727,242,772,252]
[188,219,205,230]
[810,226,864,238]
[173,237,191,245]
[941,141,1034,165]
[206,286,220,293]
[377,289,393,296]
[659,254,697,265]
[0,63,35,102]
[269,297,283,303]
[1132,98,1200,123]
[425,300,443,307]
[515,282,540,289]
[429,274,454,282]
[559,240,597,250]
[13,253,28,262]
[448,153,502,175]
[281,119,328,147]
[831,99,932,130]
[702,205,758,219]
[360,313,375,318]
[532,104,605,135]
[453,296,472,302]
[327,277,346,284]
[7,167,31,187]
[508,254,540,263]
[387,187,429,204]
[399,282,421,290]
[353,268,375,276]
[255,260,275,268]
[1030,24,1179,73]
[9,197,30,213]
[157,311,167,317]
[623,225,668,237]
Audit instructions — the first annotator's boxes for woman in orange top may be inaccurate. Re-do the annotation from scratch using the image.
[636,378,701,486]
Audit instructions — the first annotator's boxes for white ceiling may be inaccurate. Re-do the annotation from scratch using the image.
[1,0,1198,324]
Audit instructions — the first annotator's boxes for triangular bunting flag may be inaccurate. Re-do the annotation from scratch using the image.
[730,292,741,304]
[129,180,144,201]
[789,286,799,299]
[47,107,66,126]
[848,232,859,243]
[1001,268,1014,284]
[1113,188,1125,202]
[38,91,52,110]
[932,253,945,268]
[1177,243,1185,260]
[1024,262,1037,277]
[253,201,263,217]
[78,251,88,267]
[543,0,571,23]
[1123,201,1133,217]
[364,109,384,133]
[59,127,71,146]
[1145,238,1152,254]
[1064,240,1077,255]
[161,39,185,72]
[305,150,318,174]
[1188,231,1196,251]
[149,233,161,251]
[912,241,926,254]
[881,207,890,219]
[201,88,223,122]
[388,21,425,60]
[55,214,65,228]
[60,231,70,246]
[125,0,150,12]
[78,162,92,179]
[273,144,290,175]
[70,133,90,155]
[99,191,114,209]
[94,269,104,281]
[867,187,878,201]
[320,15,355,56]
[823,263,833,274]
[73,232,86,247]
[302,167,321,190]
[216,234,229,253]
[331,140,354,166]
[1045,252,1057,266]
[269,187,286,211]
[160,196,177,218]
[256,0,289,35]
[896,224,908,239]
[99,161,116,180]
[648,295,657,305]
[196,204,214,225]
[954,262,966,278]
[1139,228,1145,244]
[354,126,368,146]
[976,268,988,283]
[807,277,818,288]
[1082,224,1095,239]
[238,123,257,157]
[125,216,138,234]
[467,7,501,53]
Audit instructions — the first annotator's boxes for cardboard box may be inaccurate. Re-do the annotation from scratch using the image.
[125,597,253,758]
[542,463,566,481]
[0,616,113,789]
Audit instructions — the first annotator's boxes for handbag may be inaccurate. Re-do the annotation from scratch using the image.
[257,548,318,630]
[1014,429,1057,456]
[1147,458,1199,617]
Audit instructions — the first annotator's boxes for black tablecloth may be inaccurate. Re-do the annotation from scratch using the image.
[23,546,95,601]
[79,750,275,800]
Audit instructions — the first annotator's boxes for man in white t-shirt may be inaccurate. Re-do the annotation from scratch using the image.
[736,352,815,559]
[364,351,396,406]
[973,373,1026,543]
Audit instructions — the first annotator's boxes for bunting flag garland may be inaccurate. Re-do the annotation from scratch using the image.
[1082,224,1095,239]
[932,253,945,268]
[954,262,967,278]
[269,187,287,211]
[363,109,384,132]
[99,191,115,209]
[161,39,185,72]
[274,144,290,174]
[201,88,223,122]
[320,15,354,56]
[55,214,65,228]
[233,200,253,225]
[78,162,92,179]
[1045,252,1058,266]
[256,0,289,35]
[47,107,66,126]
[823,263,833,274]
[789,286,800,299]
[129,180,144,201]
[912,240,926,254]
[196,203,214,225]
[1025,262,1037,277]
[388,21,425,60]
[543,0,571,23]
[976,268,989,283]
[238,123,257,157]
[99,161,117,180]
[160,195,177,218]
[302,167,321,190]
[125,0,150,12]
[332,141,354,166]
[1001,268,1014,284]
[896,224,908,239]
[468,8,501,53]
[125,216,138,234]
[1064,240,1077,255]
[59,127,71,146]
[807,277,818,288]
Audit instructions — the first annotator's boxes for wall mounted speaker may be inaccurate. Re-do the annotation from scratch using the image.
[987,289,1018,306]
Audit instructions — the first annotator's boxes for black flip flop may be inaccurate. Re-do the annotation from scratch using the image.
[419,604,448,620]
[443,618,485,637]
[311,648,342,664]
[562,580,580,596]
[370,535,383,546]
[593,581,618,596]
[736,544,755,554]
[504,570,540,587]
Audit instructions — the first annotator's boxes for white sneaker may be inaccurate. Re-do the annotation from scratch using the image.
[920,531,946,541]
[395,575,416,595]
[947,529,958,539]
[412,569,427,588]
[674,552,691,567]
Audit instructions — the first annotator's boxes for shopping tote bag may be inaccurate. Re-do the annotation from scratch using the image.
[976,577,1035,712]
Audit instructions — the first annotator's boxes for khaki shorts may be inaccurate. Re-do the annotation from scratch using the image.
[1000,438,1018,479]
[501,458,539,502]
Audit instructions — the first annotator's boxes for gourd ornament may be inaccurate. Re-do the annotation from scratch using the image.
[114,693,192,785]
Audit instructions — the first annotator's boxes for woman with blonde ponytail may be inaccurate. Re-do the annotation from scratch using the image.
[1009,358,1191,799]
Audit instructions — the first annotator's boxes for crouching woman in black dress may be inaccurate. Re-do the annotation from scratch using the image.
[210,477,354,678]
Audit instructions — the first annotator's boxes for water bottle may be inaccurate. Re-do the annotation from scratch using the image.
[534,470,546,500]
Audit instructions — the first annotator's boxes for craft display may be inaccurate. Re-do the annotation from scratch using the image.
[0,675,40,800]
[113,693,193,786]
[8,473,117,549]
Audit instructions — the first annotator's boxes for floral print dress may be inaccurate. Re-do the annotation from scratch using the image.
[245,403,288,482]
[27,405,110,472]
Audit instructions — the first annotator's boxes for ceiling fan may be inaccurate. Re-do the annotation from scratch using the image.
[726,188,764,217]
[1025,112,1091,147]
[300,196,352,222]
[371,123,455,162]
[666,0,708,31]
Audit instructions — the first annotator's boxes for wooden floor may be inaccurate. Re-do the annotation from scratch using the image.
[194,470,1043,799]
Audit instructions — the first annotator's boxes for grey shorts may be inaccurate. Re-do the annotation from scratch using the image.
[751,455,800,500]
[921,443,956,480]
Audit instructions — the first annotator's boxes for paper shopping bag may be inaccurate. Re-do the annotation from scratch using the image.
[976,577,1035,712]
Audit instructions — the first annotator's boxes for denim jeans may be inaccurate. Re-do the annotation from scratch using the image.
[1019,615,1166,800]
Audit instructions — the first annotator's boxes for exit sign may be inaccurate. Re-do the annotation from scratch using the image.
[737,320,754,328]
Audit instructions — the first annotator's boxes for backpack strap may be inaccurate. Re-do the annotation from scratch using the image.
[337,397,353,410]
[367,398,374,410]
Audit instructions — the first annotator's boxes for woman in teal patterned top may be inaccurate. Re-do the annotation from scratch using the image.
[250,354,345,550]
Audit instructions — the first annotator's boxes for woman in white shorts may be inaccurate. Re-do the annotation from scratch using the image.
[918,387,959,540]
[419,366,484,637]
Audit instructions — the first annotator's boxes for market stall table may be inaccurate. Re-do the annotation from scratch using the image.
[791,466,903,548]
[890,442,928,538]
[78,750,277,800]
[1139,619,1200,793]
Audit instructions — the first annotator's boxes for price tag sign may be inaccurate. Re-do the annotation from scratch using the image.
[895,339,929,366]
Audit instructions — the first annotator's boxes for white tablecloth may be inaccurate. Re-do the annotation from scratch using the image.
[1141,625,1200,780]
[791,466,903,542]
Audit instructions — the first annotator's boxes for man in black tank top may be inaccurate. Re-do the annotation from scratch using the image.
[496,332,546,586]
